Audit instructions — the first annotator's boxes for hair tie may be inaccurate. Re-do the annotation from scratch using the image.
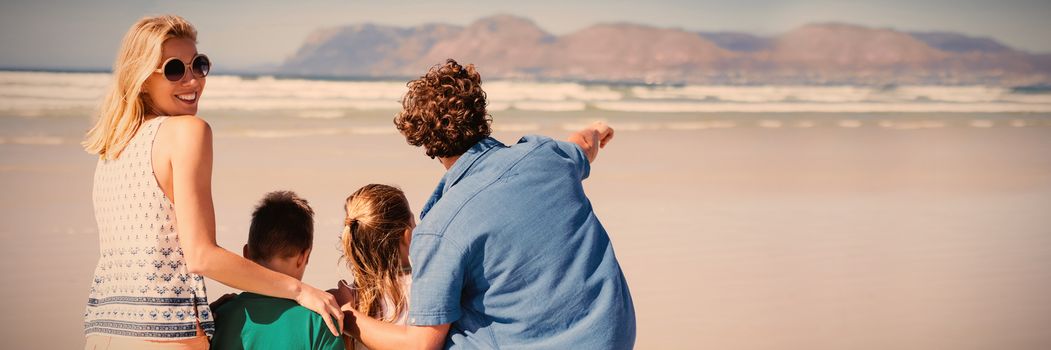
[344,218,361,236]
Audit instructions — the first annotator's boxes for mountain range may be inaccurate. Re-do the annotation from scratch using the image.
[279,15,1051,85]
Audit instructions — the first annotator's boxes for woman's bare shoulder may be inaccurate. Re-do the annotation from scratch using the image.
[156,115,212,154]
[163,115,211,132]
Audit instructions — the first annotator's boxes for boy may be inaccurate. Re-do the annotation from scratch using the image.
[211,191,346,350]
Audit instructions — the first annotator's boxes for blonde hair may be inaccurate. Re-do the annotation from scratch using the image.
[83,15,198,160]
[341,184,413,322]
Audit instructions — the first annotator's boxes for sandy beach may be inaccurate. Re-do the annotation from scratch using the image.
[1,106,1050,348]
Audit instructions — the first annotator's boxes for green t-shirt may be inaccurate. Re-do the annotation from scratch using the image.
[211,292,345,350]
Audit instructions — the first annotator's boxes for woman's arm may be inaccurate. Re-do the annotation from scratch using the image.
[163,116,343,336]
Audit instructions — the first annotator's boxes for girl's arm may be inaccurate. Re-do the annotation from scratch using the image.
[163,116,343,336]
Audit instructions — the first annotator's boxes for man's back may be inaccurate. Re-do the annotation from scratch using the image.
[409,136,636,349]
[211,293,345,350]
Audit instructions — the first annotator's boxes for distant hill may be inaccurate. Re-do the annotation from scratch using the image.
[908,31,1013,53]
[279,15,1051,85]
[698,32,771,52]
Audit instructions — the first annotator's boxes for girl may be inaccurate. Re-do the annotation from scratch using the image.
[83,15,341,350]
[338,184,415,349]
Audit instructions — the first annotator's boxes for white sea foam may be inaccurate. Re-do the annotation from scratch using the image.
[887,86,1008,103]
[297,110,345,119]
[493,123,541,132]
[0,71,110,86]
[483,81,622,102]
[227,128,343,139]
[631,85,875,103]
[487,102,511,111]
[201,98,400,111]
[349,126,397,135]
[629,84,1035,104]
[999,94,1051,104]
[511,101,587,112]
[3,71,1051,114]
[592,101,1051,113]
[205,75,408,100]
[0,72,106,111]
[7,136,66,145]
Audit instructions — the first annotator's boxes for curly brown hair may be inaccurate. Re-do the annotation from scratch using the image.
[394,59,492,159]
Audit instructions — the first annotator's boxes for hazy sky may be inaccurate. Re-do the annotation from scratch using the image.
[1,0,1049,71]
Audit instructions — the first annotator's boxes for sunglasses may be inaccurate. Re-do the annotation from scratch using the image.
[154,54,211,82]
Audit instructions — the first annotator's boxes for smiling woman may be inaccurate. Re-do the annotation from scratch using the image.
[143,46,210,115]
[143,38,207,117]
[80,15,343,350]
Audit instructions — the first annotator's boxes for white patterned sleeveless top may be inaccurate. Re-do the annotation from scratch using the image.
[84,116,214,339]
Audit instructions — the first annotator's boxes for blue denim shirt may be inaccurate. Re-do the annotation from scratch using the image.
[409,136,636,349]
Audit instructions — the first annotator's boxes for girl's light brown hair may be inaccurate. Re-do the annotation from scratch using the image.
[341,184,413,321]
[83,15,197,159]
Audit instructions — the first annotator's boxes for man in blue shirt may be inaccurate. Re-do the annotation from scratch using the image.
[344,59,635,349]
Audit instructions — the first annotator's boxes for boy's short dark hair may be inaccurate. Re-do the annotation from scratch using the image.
[394,59,492,159]
[247,190,314,261]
